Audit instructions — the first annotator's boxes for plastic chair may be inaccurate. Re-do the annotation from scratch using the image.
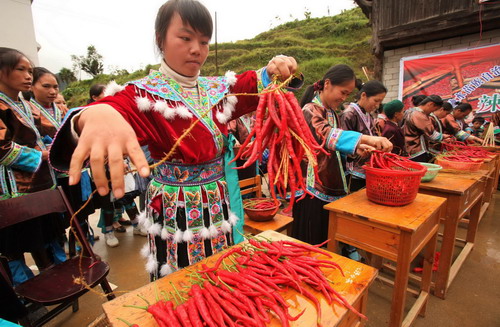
[0,187,115,326]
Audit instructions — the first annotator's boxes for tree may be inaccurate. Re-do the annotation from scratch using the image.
[57,67,76,84]
[71,45,104,77]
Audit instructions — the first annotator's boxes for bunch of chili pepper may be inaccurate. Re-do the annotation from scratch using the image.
[128,238,366,327]
[438,154,475,162]
[243,198,279,210]
[440,140,494,158]
[367,150,418,171]
[231,84,327,212]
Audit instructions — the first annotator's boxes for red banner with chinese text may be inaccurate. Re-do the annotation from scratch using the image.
[400,44,500,117]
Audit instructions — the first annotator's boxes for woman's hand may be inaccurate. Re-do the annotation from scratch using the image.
[41,150,49,161]
[467,135,483,144]
[360,135,393,152]
[266,56,298,81]
[356,144,376,157]
[69,105,150,198]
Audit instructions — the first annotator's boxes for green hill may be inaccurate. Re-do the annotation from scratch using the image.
[63,7,373,108]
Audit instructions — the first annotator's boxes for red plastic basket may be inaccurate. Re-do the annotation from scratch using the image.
[363,162,427,206]
[435,158,483,171]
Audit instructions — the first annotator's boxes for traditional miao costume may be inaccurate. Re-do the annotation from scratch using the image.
[340,103,376,190]
[382,120,406,156]
[441,113,472,141]
[403,108,443,161]
[30,98,95,240]
[292,96,361,245]
[50,62,292,279]
[0,92,60,283]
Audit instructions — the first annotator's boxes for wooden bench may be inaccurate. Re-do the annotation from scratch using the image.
[239,176,294,236]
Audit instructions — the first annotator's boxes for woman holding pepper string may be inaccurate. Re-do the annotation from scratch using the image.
[291,64,392,255]
[49,0,304,279]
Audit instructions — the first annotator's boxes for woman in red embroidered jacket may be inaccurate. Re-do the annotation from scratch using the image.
[49,0,300,279]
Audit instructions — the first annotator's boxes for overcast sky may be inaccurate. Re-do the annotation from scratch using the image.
[32,0,357,75]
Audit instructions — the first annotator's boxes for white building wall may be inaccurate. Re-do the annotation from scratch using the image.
[0,0,39,65]
[382,29,500,101]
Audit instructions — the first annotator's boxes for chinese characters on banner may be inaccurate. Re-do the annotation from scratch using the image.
[399,44,500,118]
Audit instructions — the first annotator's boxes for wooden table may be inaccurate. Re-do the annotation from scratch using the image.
[418,171,484,299]
[243,213,294,235]
[103,230,378,327]
[324,190,446,327]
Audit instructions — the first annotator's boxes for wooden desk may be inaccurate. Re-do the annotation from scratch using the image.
[103,230,377,327]
[418,172,484,299]
[324,190,446,327]
[243,213,294,235]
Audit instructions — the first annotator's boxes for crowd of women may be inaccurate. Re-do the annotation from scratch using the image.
[1,1,496,311]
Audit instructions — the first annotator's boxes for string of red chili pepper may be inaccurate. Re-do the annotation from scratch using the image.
[231,83,326,212]
[368,150,417,171]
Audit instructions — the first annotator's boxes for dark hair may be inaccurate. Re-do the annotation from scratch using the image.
[454,102,472,113]
[412,94,426,107]
[300,64,356,107]
[88,84,106,104]
[354,80,387,101]
[22,67,58,101]
[155,0,213,52]
[472,116,485,124]
[442,101,453,112]
[32,67,57,85]
[0,47,31,75]
[419,95,443,107]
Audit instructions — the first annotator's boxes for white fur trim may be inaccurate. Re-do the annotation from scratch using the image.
[216,111,230,124]
[174,229,184,243]
[175,105,193,119]
[225,71,238,86]
[136,96,151,112]
[228,211,239,225]
[221,220,232,234]
[160,264,173,277]
[162,106,176,120]
[136,210,147,225]
[209,225,218,238]
[182,229,194,242]
[148,223,162,236]
[143,218,152,230]
[161,228,169,240]
[145,254,158,274]
[140,243,150,258]
[153,100,168,113]
[103,81,125,97]
[200,227,211,240]
[226,95,238,106]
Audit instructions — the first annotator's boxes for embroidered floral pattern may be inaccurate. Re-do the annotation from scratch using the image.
[187,233,205,265]
[153,157,224,186]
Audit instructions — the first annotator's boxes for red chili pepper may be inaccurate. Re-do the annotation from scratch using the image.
[174,303,192,327]
[189,284,218,327]
[200,284,226,326]
[186,298,203,327]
